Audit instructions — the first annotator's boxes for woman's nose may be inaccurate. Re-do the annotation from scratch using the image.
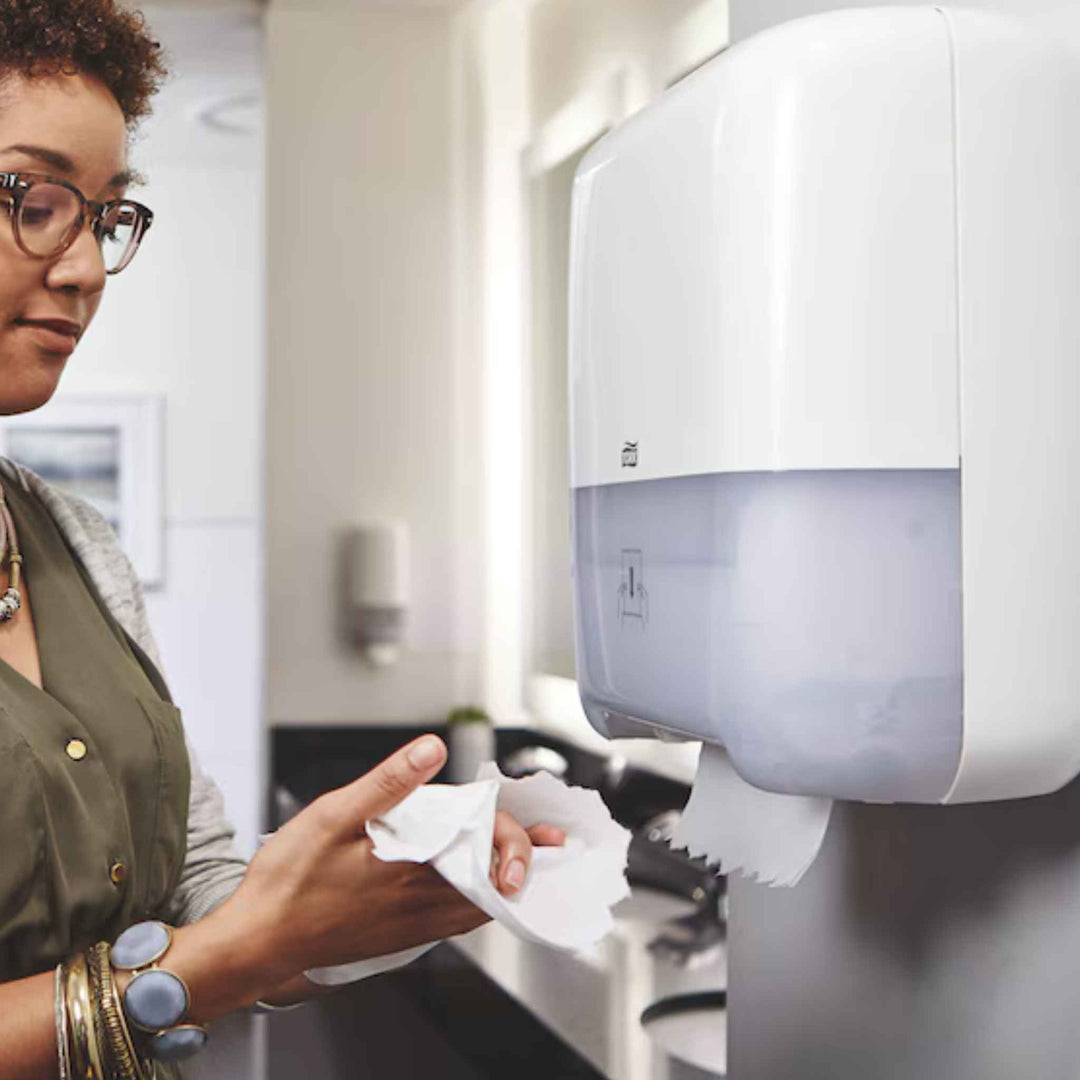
[43,222,107,295]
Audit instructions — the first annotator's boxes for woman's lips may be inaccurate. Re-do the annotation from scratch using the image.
[13,319,80,355]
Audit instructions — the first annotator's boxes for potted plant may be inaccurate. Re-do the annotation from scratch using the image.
[446,705,495,783]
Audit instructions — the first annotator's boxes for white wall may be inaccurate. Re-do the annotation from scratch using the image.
[262,0,727,735]
[58,8,265,857]
[726,4,1080,1079]
[530,0,726,133]
[265,0,483,726]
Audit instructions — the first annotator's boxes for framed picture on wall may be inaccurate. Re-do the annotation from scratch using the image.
[0,395,166,588]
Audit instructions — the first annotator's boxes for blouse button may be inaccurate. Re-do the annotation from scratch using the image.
[65,738,88,761]
[110,861,127,886]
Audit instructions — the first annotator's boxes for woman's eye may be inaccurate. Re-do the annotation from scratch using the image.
[21,207,54,228]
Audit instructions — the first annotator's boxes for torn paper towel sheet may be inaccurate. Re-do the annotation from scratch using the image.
[307,765,632,986]
[670,742,832,888]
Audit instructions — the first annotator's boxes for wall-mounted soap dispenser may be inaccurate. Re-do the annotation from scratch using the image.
[341,521,409,667]
[569,7,1080,805]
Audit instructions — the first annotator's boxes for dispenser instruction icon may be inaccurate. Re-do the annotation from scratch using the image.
[618,549,648,625]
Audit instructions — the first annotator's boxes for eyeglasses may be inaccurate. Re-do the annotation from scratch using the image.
[0,171,153,275]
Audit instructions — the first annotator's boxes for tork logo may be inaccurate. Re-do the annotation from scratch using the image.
[621,441,639,467]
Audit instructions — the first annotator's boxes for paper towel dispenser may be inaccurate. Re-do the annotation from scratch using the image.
[569,7,1080,805]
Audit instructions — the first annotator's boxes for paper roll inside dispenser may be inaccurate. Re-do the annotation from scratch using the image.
[568,4,1080,840]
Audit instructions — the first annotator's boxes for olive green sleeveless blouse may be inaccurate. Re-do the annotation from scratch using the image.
[0,481,190,980]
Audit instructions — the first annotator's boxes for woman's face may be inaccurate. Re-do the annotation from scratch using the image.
[0,72,128,414]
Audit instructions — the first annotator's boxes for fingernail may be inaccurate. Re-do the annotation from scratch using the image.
[408,736,444,770]
[504,859,526,891]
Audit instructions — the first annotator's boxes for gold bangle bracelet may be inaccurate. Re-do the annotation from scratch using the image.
[103,944,148,1080]
[63,952,106,1080]
[55,962,72,1080]
[84,947,114,1080]
[89,942,145,1080]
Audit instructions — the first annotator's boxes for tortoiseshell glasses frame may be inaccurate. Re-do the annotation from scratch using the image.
[0,171,153,275]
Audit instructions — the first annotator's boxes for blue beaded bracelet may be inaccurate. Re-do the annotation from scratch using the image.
[110,921,209,1063]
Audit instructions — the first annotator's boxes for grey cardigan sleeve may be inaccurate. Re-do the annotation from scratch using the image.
[1,460,249,924]
[161,738,249,925]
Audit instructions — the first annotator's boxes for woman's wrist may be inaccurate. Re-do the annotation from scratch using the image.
[162,909,296,1025]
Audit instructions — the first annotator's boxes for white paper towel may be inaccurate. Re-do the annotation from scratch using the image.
[307,764,632,986]
[670,742,832,887]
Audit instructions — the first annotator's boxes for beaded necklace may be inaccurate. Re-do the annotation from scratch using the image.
[0,487,24,622]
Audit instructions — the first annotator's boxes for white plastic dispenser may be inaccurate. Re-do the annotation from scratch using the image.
[569,7,1080,806]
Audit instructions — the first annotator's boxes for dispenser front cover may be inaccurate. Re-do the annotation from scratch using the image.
[573,469,963,803]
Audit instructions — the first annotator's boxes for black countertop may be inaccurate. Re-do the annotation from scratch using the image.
[271,724,690,830]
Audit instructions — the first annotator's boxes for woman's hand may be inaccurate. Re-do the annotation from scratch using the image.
[167,734,564,1022]
[231,734,482,976]
[491,811,567,894]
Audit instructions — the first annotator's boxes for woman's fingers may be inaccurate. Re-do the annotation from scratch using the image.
[317,734,447,838]
[491,810,535,895]
[526,823,567,847]
[490,815,569,895]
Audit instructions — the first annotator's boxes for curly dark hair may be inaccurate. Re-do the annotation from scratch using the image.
[0,0,166,125]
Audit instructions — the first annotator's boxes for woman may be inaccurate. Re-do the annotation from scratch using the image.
[0,3,563,1076]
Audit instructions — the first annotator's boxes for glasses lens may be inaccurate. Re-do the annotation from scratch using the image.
[98,202,146,274]
[18,182,81,257]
